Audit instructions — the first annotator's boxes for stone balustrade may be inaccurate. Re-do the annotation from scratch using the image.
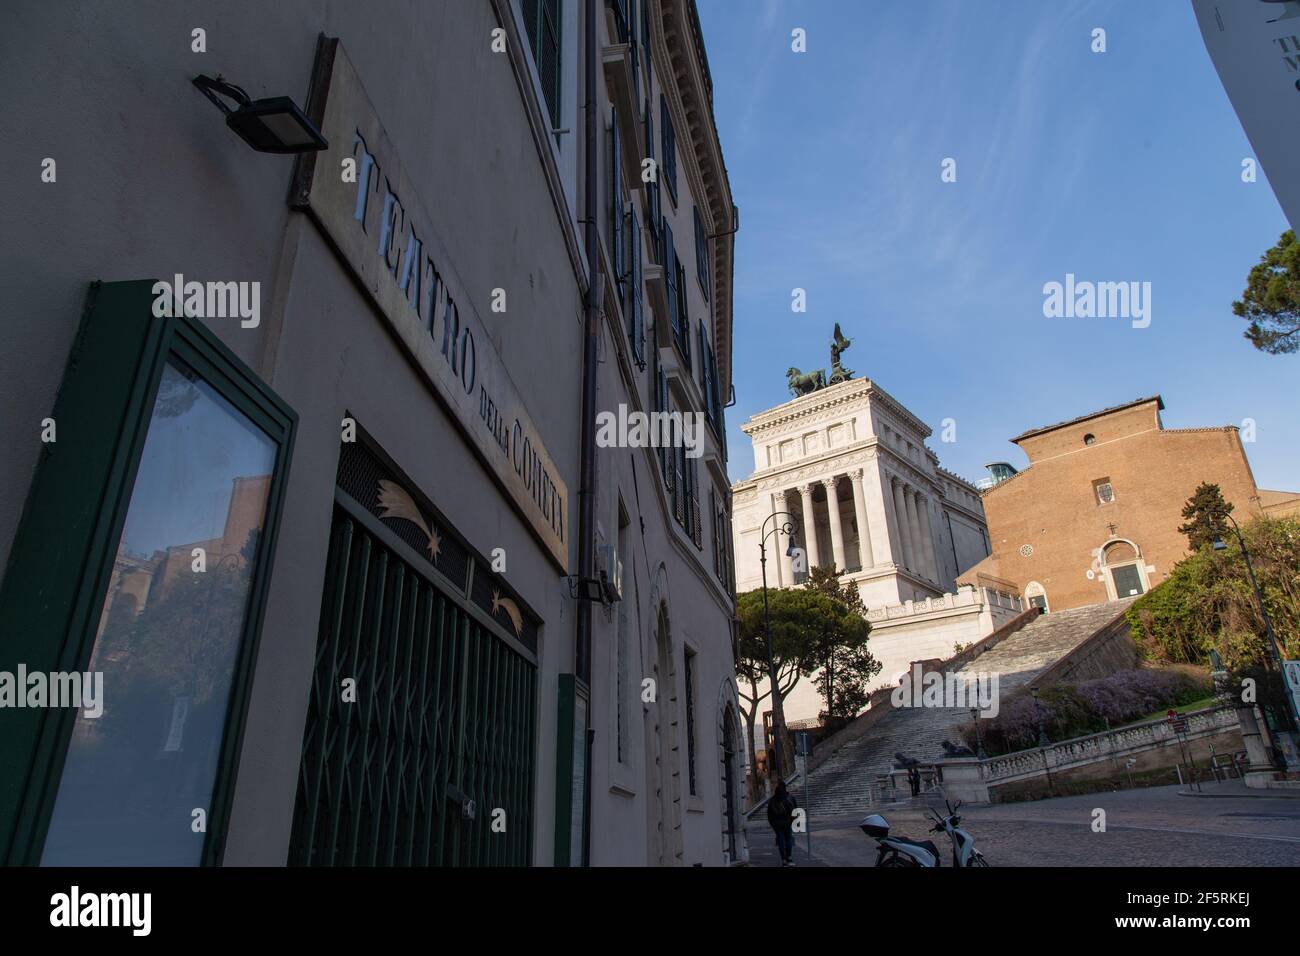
[937,705,1239,804]
[865,585,1021,623]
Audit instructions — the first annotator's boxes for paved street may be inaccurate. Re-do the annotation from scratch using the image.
[745,782,1300,866]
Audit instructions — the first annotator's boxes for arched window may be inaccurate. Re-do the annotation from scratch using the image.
[1025,581,1049,612]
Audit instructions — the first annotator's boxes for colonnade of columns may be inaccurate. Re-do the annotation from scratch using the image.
[769,467,941,586]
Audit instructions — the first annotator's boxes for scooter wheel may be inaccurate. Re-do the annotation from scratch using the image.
[878,855,917,867]
[968,853,989,867]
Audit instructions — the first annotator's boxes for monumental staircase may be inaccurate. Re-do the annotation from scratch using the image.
[798,599,1137,818]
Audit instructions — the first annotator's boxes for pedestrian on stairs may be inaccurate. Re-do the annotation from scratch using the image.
[767,778,798,866]
[907,765,921,798]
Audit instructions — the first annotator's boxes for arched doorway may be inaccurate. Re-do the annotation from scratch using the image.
[719,703,743,863]
[1101,539,1148,599]
[1025,581,1049,612]
[644,602,683,865]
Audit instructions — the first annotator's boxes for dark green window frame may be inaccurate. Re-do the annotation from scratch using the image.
[660,94,678,204]
[522,0,564,134]
[0,280,297,866]
[694,207,711,302]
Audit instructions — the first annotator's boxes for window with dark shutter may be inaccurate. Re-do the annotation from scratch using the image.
[674,257,691,371]
[674,442,686,526]
[609,0,629,42]
[628,0,641,109]
[694,207,710,302]
[710,487,721,578]
[657,366,672,489]
[660,94,677,203]
[610,107,624,289]
[644,103,661,264]
[664,220,678,340]
[522,0,563,133]
[698,320,710,405]
[688,457,702,548]
[683,648,698,796]
[628,207,645,368]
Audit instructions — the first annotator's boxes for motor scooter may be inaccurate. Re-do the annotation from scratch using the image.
[860,798,988,867]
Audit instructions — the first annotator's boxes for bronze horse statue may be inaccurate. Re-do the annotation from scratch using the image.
[786,367,827,396]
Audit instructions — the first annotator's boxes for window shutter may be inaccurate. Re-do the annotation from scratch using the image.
[664,220,677,339]
[660,94,677,202]
[710,487,719,576]
[689,458,702,548]
[610,108,624,288]
[628,0,641,108]
[694,208,710,302]
[523,0,563,132]
[674,444,686,525]
[698,321,709,398]
[657,367,671,488]
[674,258,690,370]
[628,207,645,367]
[610,0,630,42]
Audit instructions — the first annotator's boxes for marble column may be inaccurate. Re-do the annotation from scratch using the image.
[778,489,796,585]
[850,468,874,568]
[868,460,899,567]
[904,487,927,580]
[918,494,941,584]
[891,477,915,572]
[798,483,821,571]
[823,476,847,572]
[769,491,788,586]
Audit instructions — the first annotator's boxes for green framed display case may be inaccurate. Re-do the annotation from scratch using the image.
[0,280,297,866]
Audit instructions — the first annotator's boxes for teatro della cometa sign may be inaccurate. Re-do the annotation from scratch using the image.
[291,37,569,571]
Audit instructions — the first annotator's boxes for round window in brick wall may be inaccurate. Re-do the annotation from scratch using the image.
[1019,544,1033,557]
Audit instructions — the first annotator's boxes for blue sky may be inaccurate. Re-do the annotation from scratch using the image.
[698,0,1298,491]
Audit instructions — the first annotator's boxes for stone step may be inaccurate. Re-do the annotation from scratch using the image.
[800,599,1135,817]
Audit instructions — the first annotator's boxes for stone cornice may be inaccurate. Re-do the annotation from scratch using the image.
[656,0,735,400]
[741,376,932,442]
[731,441,879,492]
[936,464,982,496]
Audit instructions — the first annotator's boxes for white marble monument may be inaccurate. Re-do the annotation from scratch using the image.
[731,373,1020,727]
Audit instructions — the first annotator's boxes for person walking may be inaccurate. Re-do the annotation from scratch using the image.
[767,778,798,866]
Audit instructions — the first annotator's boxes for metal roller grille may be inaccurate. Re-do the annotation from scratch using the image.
[288,509,536,866]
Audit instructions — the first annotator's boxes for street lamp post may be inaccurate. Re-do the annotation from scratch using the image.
[1213,513,1300,735]
[759,511,800,785]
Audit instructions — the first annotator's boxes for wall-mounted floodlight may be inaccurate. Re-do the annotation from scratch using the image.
[192,74,327,154]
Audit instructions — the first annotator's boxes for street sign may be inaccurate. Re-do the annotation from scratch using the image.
[794,731,813,757]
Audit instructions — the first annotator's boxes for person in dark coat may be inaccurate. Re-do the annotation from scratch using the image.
[907,765,921,797]
[767,778,798,866]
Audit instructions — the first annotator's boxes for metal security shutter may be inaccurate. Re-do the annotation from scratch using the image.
[290,507,537,866]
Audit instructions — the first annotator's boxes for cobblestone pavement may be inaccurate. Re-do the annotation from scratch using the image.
[744,828,830,867]
[746,782,1300,867]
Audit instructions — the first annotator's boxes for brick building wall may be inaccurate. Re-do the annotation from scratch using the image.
[959,397,1272,613]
